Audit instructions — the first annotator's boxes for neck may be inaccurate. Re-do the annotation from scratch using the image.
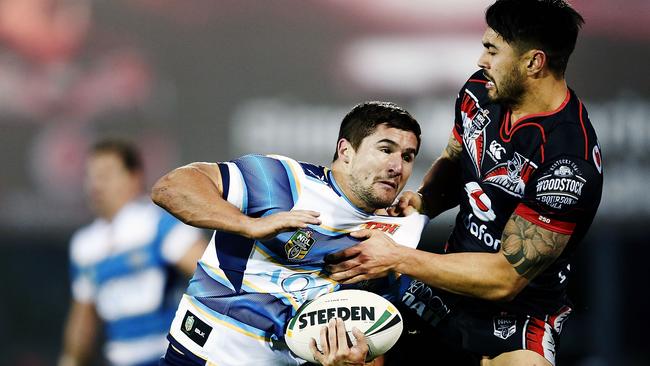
[510,75,568,125]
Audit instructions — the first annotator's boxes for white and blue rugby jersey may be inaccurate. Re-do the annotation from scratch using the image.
[173,154,428,348]
[70,197,203,366]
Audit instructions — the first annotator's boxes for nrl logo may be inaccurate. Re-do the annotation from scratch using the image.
[184,315,195,332]
[493,315,517,340]
[284,229,316,261]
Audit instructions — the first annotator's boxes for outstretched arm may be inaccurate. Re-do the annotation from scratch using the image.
[328,212,570,301]
[152,162,320,240]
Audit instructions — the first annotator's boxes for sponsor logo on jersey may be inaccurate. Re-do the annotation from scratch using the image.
[535,159,586,209]
[465,181,496,222]
[463,213,501,250]
[486,140,506,162]
[181,311,212,347]
[285,229,316,261]
[297,306,375,329]
[460,89,491,175]
[401,279,451,327]
[483,152,537,197]
[361,221,400,234]
[593,144,603,174]
[493,314,517,340]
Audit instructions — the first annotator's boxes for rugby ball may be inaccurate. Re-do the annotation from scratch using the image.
[284,289,403,364]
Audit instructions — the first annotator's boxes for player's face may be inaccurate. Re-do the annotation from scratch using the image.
[477,28,527,107]
[346,124,418,212]
[84,152,141,219]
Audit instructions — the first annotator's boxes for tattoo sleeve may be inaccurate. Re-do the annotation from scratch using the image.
[442,134,463,160]
[501,214,571,280]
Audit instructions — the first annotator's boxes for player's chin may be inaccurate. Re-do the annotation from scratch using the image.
[372,191,398,209]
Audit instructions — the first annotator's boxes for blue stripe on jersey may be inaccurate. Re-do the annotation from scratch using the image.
[217,163,230,199]
[166,335,208,365]
[187,262,235,294]
[105,307,176,340]
[91,247,163,285]
[279,159,300,204]
[188,265,292,337]
[233,154,295,214]
[89,212,176,285]
[213,231,255,293]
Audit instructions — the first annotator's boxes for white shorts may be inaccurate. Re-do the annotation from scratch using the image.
[168,295,306,365]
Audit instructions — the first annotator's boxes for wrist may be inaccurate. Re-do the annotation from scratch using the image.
[236,216,256,238]
[391,245,409,275]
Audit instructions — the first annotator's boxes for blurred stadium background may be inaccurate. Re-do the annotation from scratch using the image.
[0,0,648,365]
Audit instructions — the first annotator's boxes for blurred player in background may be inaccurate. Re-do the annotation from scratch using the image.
[327,1,603,365]
[59,139,206,366]
[151,101,428,365]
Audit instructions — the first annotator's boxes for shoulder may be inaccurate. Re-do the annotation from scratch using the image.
[455,70,492,115]
[230,154,301,176]
[458,70,490,98]
[544,91,599,163]
[69,219,105,265]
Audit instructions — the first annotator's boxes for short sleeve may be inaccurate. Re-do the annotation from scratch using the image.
[218,154,297,216]
[160,222,204,264]
[69,236,96,303]
[515,156,602,235]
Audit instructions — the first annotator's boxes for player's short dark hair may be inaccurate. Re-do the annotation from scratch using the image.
[91,138,143,173]
[333,101,421,161]
[486,0,584,76]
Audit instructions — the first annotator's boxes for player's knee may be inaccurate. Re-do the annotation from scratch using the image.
[481,349,552,366]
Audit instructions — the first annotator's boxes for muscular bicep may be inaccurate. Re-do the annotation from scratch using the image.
[182,162,224,195]
[152,162,223,207]
[501,213,571,281]
[441,133,463,161]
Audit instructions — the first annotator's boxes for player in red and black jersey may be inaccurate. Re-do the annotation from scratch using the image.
[325,1,602,365]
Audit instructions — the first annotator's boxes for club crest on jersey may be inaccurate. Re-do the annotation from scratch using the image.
[493,314,517,340]
[483,152,537,197]
[285,229,316,261]
[535,159,586,210]
[184,315,195,332]
[361,222,400,234]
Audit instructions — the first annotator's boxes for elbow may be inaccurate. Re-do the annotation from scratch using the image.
[487,278,527,302]
[150,177,169,207]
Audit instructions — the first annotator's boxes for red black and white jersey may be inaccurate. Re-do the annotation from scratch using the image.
[448,70,603,316]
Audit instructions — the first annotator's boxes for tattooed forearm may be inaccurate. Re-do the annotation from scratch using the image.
[501,215,570,280]
[442,134,463,160]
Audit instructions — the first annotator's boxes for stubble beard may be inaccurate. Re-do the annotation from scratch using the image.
[348,175,394,211]
[488,64,526,108]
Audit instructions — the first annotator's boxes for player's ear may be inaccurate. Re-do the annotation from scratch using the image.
[525,49,546,76]
[337,138,353,163]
